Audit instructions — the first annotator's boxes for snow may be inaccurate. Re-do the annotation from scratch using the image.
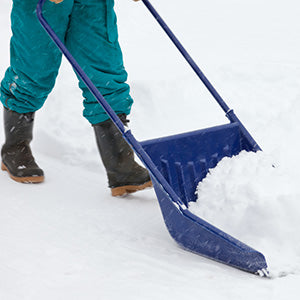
[189,151,300,278]
[1,0,300,299]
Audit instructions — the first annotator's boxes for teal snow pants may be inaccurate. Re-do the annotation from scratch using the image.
[0,0,133,124]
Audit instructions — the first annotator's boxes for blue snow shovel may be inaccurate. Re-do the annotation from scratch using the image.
[37,0,268,276]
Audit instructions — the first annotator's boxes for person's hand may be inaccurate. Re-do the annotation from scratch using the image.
[50,0,63,4]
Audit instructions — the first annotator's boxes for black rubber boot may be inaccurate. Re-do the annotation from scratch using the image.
[1,107,44,183]
[93,114,152,196]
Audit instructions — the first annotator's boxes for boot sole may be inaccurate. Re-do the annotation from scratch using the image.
[1,162,44,184]
[111,180,153,197]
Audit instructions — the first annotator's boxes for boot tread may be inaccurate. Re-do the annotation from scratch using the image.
[1,162,44,183]
[111,180,152,196]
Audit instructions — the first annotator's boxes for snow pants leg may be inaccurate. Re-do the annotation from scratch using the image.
[0,0,72,113]
[65,0,133,124]
[0,0,133,124]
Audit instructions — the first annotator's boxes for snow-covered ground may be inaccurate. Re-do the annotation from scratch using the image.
[1,0,300,299]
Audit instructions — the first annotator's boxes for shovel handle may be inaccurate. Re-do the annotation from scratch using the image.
[141,0,261,151]
[36,0,125,134]
[36,0,187,207]
[141,0,230,114]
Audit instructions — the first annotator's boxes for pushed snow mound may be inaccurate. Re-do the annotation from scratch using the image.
[189,151,300,277]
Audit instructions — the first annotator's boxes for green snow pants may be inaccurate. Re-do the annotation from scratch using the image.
[0,0,133,124]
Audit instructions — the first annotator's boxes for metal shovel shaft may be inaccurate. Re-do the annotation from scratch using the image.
[142,0,230,114]
[36,0,125,135]
[36,0,186,208]
[141,0,261,151]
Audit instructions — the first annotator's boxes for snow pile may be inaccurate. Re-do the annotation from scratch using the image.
[189,151,300,277]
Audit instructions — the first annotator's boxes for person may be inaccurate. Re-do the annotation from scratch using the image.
[0,0,152,196]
